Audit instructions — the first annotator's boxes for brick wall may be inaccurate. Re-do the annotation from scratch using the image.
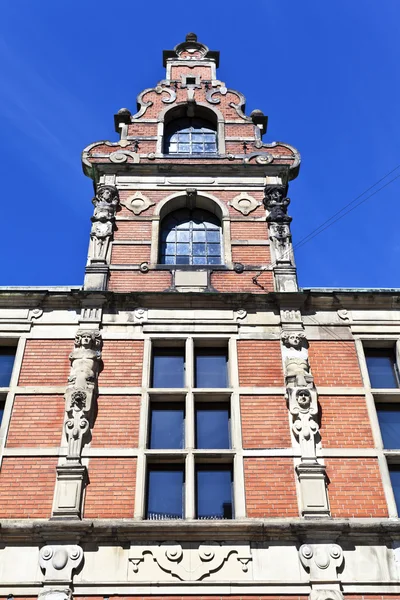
[231,221,268,240]
[326,458,388,517]
[91,395,141,447]
[241,395,291,448]
[0,457,57,518]
[319,395,374,447]
[111,244,151,264]
[238,341,284,386]
[211,270,273,293]
[107,271,171,292]
[308,341,363,387]
[7,395,64,447]
[232,245,270,265]
[99,341,144,387]
[114,221,152,241]
[19,340,72,386]
[84,457,136,518]
[244,458,298,517]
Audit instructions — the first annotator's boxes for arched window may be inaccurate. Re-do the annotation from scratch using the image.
[164,118,217,155]
[160,208,222,265]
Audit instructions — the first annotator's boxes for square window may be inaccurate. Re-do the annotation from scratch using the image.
[365,348,399,388]
[208,243,221,256]
[193,243,206,256]
[206,231,220,243]
[195,403,230,449]
[193,230,206,242]
[186,77,196,85]
[196,465,233,519]
[176,242,190,255]
[0,348,15,387]
[376,403,400,449]
[193,256,207,265]
[195,348,228,388]
[176,255,190,265]
[389,465,400,514]
[149,402,185,449]
[176,230,190,242]
[207,255,221,265]
[146,465,184,520]
[152,349,185,388]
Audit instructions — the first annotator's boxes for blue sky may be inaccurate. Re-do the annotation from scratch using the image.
[0,0,399,288]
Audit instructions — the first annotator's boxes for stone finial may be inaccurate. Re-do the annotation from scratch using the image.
[186,32,198,42]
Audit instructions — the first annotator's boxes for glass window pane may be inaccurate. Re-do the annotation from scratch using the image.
[163,242,175,255]
[206,231,220,242]
[191,133,203,142]
[193,230,206,242]
[193,243,206,256]
[205,143,217,152]
[178,144,190,153]
[147,467,184,520]
[365,349,398,388]
[196,466,233,519]
[152,349,185,388]
[176,243,190,255]
[168,143,177,153]
[163,255,175,264]
[376,404,400,449]
[196,404,230,449]
[208,255,221,265]
[195,349,228,388]
[208,244,220,256]
[176,255,190,265]
[203,134,215,142]
[389,466,400,514]
[176,230,190,242]
[149,403,184,449]
[193,256,207,265]
[178,134,190,142]
[0,401,4,426]
[0,349,15,387]
[192,143,204,153]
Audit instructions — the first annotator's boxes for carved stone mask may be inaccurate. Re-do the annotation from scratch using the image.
[297,389,311,409]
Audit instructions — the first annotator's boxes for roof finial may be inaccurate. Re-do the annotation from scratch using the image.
[185,32,197,42]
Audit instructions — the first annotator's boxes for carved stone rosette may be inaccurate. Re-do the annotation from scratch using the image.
[263,184,297,292]
[52,330,102,519]
[281,329,330,516]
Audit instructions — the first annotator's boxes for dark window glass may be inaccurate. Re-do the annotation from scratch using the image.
[160,208,222,266]
[195,403,230,449]
[389,466,400,513]
[146,466,184,520]
[0,348,15,387]
[365,348,399,388]
[376,403,400,449]
[195,348,228,388]
[0,401,4,426]
[165,117,217,155]
[149,403,185,449]
[196,465,233,519]
[152,349,185,388]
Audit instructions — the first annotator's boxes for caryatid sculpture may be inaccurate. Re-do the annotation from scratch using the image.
[64,330,102,461]
[90,185,119,262]
[282,330,320,461]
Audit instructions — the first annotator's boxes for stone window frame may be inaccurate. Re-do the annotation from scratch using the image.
[356,337,400,517]
[134,335,246,520]
[150,191,233,269]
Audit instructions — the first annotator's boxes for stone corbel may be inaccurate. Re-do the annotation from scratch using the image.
[88,185,119,265]
[39,545,83,583]
[299,543,343,584]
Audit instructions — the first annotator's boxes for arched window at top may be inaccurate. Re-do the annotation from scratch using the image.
[160,208,222,265]
[164,118,217,155]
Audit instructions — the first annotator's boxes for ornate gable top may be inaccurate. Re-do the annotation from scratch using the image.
[163,32,220,67]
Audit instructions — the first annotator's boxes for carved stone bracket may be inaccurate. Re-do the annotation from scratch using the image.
[39,545,83,583]
[263,184,292,223]
[299,544,343,581]
[229,193,261,216]
[129,542,252,581]
[121,191,155,215]
[89,185,119,265]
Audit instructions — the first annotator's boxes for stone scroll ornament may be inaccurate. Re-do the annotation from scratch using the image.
[64,330,102,461]
[282,331,320,461]
[89,185,119,263]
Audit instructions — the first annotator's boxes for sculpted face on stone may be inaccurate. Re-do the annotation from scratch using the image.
[297,388,311,410]
[282,331,306,348]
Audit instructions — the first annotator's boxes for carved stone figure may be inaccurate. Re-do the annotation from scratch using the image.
[289,388,319,459]
[285,357,314,388]
[89,185,119,262]
[64,330,102,460]
[263,185,292,223]
[269,222,292,262]
[281,330,307,349]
